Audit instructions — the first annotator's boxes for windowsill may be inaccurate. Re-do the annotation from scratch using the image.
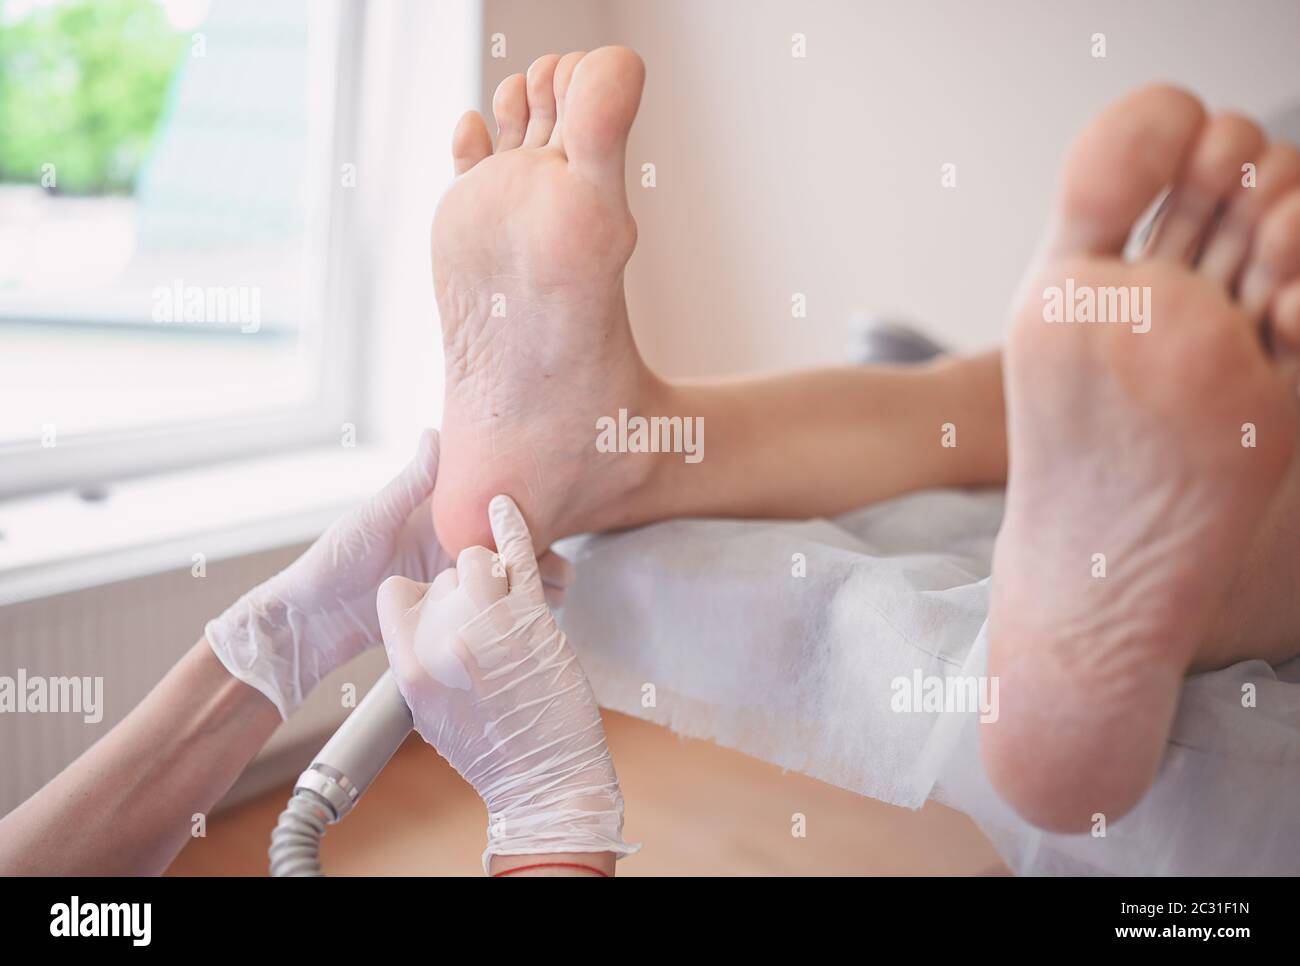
[0,445,406,606]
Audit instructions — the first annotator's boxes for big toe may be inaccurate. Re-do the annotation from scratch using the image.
[561,45,645,186]
[1051,85,1206,258]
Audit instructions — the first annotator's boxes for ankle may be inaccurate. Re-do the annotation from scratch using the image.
[556,368,678,539]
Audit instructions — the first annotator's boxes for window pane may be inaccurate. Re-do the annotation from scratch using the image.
[0,0,324,444]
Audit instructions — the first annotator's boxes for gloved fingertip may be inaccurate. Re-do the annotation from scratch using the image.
[488,493,516,525]
[379,573,414,594]
[488,495,524,551]
[455,545,507,606]
[456,544,495,570]
[377,574,431,618]
[430,567,460,601]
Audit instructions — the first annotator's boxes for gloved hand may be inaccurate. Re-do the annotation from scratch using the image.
[206,431,574,719]
[379,495,637,872]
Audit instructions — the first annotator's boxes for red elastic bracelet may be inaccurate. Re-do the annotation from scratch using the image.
[492,862,609,877]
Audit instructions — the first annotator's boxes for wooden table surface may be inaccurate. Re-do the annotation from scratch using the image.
[170,711,1007,876]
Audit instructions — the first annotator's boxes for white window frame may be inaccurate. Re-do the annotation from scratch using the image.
[0,0,368,499]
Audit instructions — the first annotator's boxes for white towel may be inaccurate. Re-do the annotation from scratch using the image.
[556,488,1300,874]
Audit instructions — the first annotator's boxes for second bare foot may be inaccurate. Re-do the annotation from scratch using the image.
[983,86,1300,832]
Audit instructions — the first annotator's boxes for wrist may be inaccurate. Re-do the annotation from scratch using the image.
[204,590,301,719]
[481,788,638,873]
[489,852,616,877]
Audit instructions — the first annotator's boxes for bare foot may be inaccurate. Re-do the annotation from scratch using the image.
[430,47,663,555]
[983,86,1300,832]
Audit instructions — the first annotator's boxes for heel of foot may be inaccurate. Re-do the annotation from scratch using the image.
[981,647,1181,832]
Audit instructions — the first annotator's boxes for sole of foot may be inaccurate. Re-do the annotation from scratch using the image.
[983,85,1300,832]
[429,46,662,556]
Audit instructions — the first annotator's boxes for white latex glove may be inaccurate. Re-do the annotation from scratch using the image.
[206,431,576,720]
[379,494,637,872]
[204,431,449,718]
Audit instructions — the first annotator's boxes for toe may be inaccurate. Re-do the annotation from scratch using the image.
[492,73,528,151]
[548,50,587,149]
[1144,112,1264,265]
[1272,279,1300,353]
[560,45,645,187]
[1239,189,1300,320]
[1199,142,1300,286]
[522,54,561,147]
[451,110,492,175]
[1050,85,1205,258]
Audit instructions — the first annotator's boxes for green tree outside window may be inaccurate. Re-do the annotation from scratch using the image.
[0,0,184,195]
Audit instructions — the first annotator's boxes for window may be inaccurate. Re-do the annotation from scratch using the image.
[0,0,362,496]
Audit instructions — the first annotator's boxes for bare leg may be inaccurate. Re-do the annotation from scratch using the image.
[627,352,1007,524]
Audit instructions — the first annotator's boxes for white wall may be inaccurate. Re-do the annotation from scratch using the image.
[482,0,1300,374]
[357,0,482,448]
